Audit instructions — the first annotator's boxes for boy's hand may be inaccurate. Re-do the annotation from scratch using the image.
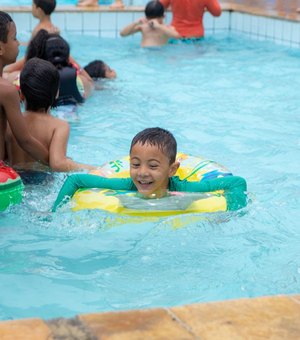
[136,17,147,25]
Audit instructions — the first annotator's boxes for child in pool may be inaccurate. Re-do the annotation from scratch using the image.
[52,127,247,211]
[5,57,95,172]
[0,11,48,164]
[31,0,60,39]
[84,60,117,80]
[22,30,94,106]
[120,0,180,47]
[4,0,59,75]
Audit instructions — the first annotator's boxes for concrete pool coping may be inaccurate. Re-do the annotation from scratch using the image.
[1,294,300,339]
[1,2,300,22]
[1,1,300,338]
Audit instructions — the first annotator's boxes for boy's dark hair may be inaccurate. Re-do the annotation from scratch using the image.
[33,0,56,15]
[20,57,59,112]
[26,29,49,61]
[130,127,177,164]
[145,0,164,19]
[26,30,70,69]
[84,60,106,79]
[44,34,70,69]
[0,11,13,43]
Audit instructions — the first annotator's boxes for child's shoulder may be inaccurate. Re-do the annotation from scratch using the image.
[0,77,19,97]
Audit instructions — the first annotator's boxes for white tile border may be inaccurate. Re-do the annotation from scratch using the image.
[7,9,300,46]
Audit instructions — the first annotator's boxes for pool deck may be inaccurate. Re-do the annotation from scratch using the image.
[2,0,300,21]
[1,294,300,339]
[1,0,300,338]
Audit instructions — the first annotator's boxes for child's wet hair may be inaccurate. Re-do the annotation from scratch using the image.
[44,35,70,68]
[130,127,177,164]
[84,60,106,79]
[145,0,164,19]
[26,30,70,68]
[33,0,56,15]
[20,57,59,112]
[0,11,13,43]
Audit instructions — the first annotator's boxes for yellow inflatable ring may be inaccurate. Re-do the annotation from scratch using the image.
[71,153,247,216]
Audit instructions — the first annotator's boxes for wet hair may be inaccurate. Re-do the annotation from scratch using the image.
[26,30,70,69]
[26,29,50,61]
[0,11,13,43]
[44,35,70,69]
[20,57,59,112]
[145,0,164,19]
[33,0,56,15]
[130,127,177,164]
[84,60,107,79]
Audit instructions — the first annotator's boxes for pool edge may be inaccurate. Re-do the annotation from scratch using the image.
[2,3,300,21]
[1,294,300,339]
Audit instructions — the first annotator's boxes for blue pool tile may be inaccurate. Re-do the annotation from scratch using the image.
[265,17,275,39]
[66,13,83,31]
[52,13,66,32]
[13,13,31,33]
[83,12,100,31]
[116,12,134,31]
[100,12,117,30]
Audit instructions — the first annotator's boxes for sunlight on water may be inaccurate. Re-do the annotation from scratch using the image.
[0,33,300,320]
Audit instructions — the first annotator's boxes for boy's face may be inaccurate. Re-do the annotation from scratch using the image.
[32,2,39,18]
[103,64,116,79]
[130,142,179,198]
[0,22,19,66]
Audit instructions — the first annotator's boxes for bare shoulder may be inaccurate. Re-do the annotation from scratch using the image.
[0,78,19,100]
[52,116,70,130]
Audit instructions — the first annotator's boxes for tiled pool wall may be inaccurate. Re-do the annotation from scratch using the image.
[5,7,300,47]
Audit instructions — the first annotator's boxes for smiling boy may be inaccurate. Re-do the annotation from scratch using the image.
[52,127,247,211]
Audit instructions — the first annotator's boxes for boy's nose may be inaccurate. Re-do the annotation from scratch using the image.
[138,165,149,177]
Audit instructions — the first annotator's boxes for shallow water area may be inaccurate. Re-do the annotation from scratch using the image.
[1,33,300,320]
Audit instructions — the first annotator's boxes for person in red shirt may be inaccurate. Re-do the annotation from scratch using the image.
[159,0,222,39]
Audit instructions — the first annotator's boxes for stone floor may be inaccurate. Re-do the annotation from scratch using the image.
[1,295,300,339]
[224,0,300,20]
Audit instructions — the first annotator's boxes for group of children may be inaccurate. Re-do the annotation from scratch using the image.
[0,0,247,212]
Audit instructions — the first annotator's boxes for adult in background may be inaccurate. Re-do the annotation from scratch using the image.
[159,0,222,39]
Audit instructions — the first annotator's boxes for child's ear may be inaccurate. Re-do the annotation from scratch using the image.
[169,161,180,177]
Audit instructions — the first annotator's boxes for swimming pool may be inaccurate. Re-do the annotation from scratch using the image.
[0,32,300,321]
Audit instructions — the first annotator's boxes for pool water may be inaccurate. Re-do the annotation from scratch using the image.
[1,33,300,320]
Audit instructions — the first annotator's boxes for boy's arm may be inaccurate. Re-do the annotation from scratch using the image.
[174,176,247,211]
[149,20,181,39]
[3,83,49,164]
[49,120,95,172]
[206,0,222,17]
[120,19,144,37]
[3,57,25,73]
[52,174,133,211]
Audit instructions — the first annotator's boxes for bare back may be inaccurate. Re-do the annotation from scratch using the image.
[6,111,67,170]
[140,19,180,47]
[140,24,169,47]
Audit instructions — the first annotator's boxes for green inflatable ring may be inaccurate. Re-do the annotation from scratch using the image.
[0,163,24,211]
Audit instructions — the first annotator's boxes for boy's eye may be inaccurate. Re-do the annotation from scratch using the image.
[149,164,158,169]
[131,163,140,168]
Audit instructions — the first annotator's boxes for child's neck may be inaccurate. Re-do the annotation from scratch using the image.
[27,108,50,114]
[39,14,52,24]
